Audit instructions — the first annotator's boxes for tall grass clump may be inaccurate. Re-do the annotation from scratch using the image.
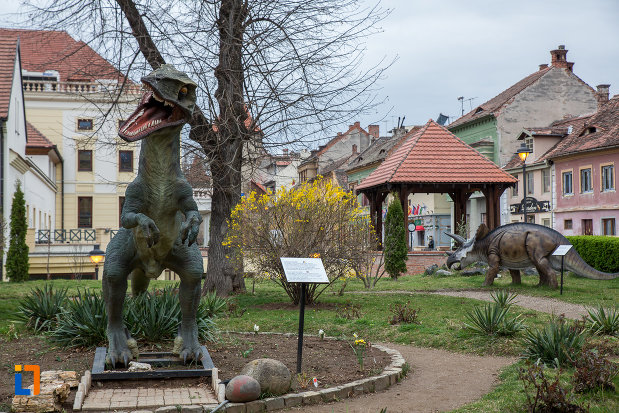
[490,289,518,309]
[125,286,181,342]
[16,284,67,332]
[464,303,524,336]
[50,289,108,347]
[585,305,618,336]
[521,317,587,368]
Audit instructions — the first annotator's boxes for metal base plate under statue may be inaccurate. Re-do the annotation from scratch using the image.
[91,346,214,380]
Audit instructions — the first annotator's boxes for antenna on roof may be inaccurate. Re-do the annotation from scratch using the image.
[457,96,477,116]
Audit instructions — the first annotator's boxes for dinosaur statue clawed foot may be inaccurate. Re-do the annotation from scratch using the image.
[106,327,137,367]
[173,328,203,364]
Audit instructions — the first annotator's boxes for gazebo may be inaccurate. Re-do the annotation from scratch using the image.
[356,120,517,248]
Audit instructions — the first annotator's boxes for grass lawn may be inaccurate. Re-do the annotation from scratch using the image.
[0,271,617,411]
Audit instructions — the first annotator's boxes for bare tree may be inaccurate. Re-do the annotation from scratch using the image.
[22,0,390,295]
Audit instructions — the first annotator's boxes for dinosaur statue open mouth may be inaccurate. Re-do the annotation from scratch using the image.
[119,84,187,142]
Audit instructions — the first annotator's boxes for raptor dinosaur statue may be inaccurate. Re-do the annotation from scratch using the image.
[446,223,619,288]
[103,65,203,366]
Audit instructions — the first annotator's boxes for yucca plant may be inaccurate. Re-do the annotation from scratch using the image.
[521,317,587,367]
[464,303,525,336]
[125,287,181,342]
[490,289,518,309]
[200,290,228,319]
[585,305,619,336]
[196,299,218,342]
[16,284,68,332]
[50,289,108,347]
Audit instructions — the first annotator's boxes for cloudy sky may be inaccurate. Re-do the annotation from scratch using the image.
[359,0,619,134]
[2,0,617,138]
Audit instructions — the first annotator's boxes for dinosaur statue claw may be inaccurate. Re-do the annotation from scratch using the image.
[123,355,129,368]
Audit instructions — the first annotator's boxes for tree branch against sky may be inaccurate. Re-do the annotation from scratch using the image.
[21,0,391,295]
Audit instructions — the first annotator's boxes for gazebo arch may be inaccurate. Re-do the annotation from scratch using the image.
[356,120,517,249]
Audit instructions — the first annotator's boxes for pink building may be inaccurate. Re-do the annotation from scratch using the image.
[546,93,618,236]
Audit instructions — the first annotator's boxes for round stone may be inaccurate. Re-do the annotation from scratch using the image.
[240,358,291,396]
[225,375,261,403]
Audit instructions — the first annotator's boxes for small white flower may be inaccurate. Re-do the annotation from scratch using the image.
[318,329,325,339]
[353,332,358,339]
[254,324,260,333]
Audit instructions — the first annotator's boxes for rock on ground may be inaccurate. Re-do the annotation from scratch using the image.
[240,358,291,396]
[225,375,261,402]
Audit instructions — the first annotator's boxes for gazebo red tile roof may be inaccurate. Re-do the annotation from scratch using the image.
[357,120,516,190]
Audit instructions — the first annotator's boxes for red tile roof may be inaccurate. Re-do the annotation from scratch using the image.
[0,28,125,83]
[448,67,552,129]
[357,120,517,190]
[543,96,619,159]
[0,34,17,119]
[26,121,54,148]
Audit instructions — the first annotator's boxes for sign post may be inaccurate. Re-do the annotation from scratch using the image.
[552,245,572,295]
[281,257,329,374]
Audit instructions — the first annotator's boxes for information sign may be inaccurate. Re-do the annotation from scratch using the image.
[552,245,573,256]
[281,257,329,284]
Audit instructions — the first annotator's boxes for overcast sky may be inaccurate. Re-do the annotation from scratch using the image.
[2,0,618,139]
[359,0,619,134]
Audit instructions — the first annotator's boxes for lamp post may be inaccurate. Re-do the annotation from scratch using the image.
[89,244,105,280]
[516,143,532,223]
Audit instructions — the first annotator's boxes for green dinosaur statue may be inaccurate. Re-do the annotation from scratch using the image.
[103,65,203,366]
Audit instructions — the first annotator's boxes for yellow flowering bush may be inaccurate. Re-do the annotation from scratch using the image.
[224,177,376,304]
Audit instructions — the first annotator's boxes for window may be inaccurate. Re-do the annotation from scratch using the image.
[542,218,551,227]
[119,150,133,172]
[527,171,534,195]
[562,171,573,195]
[481,213,487,225]
[602,218,616,236]
[602,165,614,191]
[78,150,93,171]
[78,197,93,228]
[580,168,592,193]
[542,169,551,193]
[512,176,518,197]
[524,136,533,153]
[564,219,572,230]
[582,219,593,236]
[526,215,535,224]
[77,118,93,131]
[119,197,125,227]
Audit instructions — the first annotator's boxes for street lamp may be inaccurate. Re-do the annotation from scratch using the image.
[89,244,105,280]
[516,142,532,223]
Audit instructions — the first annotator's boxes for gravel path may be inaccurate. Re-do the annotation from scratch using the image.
[293,345,515,413]
[428,290,589,320]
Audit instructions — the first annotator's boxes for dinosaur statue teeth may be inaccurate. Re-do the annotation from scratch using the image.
[164,101,174,107]
[152,94,164,102]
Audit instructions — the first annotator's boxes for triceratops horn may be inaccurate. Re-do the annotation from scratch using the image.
[445,232,466,245]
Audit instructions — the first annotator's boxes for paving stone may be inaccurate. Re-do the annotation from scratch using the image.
[218,383,226,403]
[319,387,339,402]
[336,384,353,399]
[180,405,203,413]
[374,374,390,392]
[154,407,179,413]
[73,390,84,411]
[211,367,219,390]
[353,385,364,396]
[225,402,247,413]
[245,400,266,413]
[301,391,322,405]
[263,396,285,411]
[281,393,302,408]
[131,410,155,413]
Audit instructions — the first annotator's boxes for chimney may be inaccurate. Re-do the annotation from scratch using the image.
[596,84,611,108]
[283,148,289,156]
[550,45,573,71]
[354,121,360,127]
[368,124,379,140]
[539,63,548,71]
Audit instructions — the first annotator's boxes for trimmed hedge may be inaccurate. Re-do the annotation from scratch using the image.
[566,236,619,273]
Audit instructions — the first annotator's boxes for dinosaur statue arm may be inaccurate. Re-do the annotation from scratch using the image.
[178,182,202,245]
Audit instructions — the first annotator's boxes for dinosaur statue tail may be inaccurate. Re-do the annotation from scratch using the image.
[561,248,619,280]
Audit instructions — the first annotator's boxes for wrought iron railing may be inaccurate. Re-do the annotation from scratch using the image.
[36,229,97,244]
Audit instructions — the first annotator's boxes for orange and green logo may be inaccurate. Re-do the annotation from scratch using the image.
[14,365,40,396]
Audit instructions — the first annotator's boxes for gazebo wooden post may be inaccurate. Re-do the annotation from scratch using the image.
[399,186,410,250]
[482,187,496,229]
[450,189,471,238]
[374,191,387,249]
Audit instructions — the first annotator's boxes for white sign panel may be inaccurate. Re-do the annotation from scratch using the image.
[552,245,573,256]
[281,257,329,284]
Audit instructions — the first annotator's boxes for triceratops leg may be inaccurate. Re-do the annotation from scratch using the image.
[102,229,137,367]
[482,254,501,286]
[165,242,204,363]
[509,269,522,285]
[533,257,559,288]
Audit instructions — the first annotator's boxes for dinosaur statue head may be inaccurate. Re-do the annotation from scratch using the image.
[445,224,490,270]
[119,64,197,142]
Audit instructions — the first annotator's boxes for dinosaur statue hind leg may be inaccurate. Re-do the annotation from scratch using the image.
[482,253,501,286]
[526,242,559,288]
[509,269,522,285]
[131,268,150,296]
[165,241,204,363]
[102,229,137,367]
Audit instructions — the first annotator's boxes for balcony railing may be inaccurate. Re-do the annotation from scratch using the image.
[36,229,97,244]
[23,80,141,95]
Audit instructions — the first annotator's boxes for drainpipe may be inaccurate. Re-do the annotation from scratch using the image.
[53,145,65,230]
[0,119,4,281]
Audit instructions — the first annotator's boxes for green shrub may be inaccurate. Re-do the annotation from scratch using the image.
[567,235,619,273]
[384,195,407,280]
[490,289,518,309]
[464,303,525,336]
[50,289,108,347]
[573,349,618,393]
[16,284,68,332]
[585,305,619,336]
[200,290,228,318]
[521,317,587,367]
[125,287,181,342]
[519,362,584,412]
[6,182,29,282]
